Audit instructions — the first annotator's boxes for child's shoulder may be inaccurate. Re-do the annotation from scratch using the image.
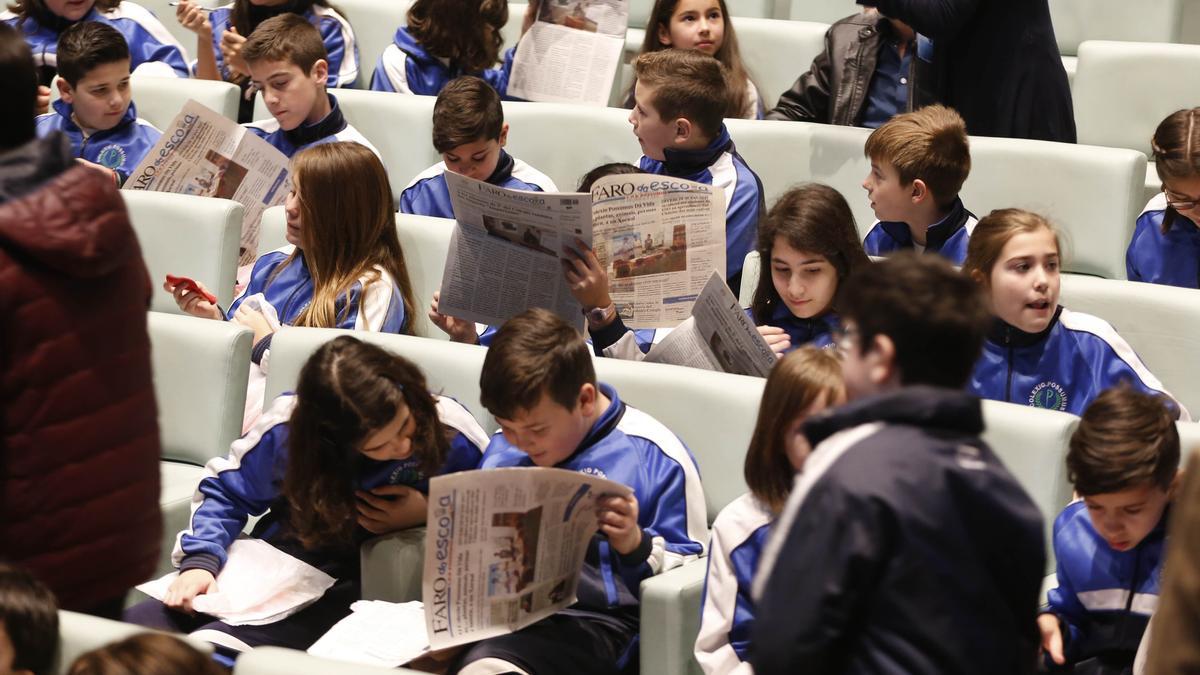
[613,403,692,464]
[433,394,491,450]
[507,157,557,192]
[1054,498,1090,532]
[711,492,773,538]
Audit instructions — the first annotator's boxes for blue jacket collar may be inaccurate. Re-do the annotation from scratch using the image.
[284,94,347,148]
[660,125,733,177]
[568,383,626,461]
[880,197,972,250]
[485,149,515,185]
[803,385,984,447]
[51,98,139,137]
[987,305,1062,350]
[769,302,839,336]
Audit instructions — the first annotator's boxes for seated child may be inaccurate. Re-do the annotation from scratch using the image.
[124,336,489,658]
[1127,107,1200,288]
[1039,385,1180,673]
[963,209,1186,418]
[631,48,765,292]
[0,564,57,675]
[371,0,508,96]
[240,14,379,159]
[460,308,708,674]
[861,103,976,264]
[68,633,224,675]
[400,75,556,219]
[766,9,932,128]
[35,21,160,187]
[693,348,844,674]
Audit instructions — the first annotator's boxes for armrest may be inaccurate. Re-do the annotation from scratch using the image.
[640,559,709,675]
[360,527,427,603]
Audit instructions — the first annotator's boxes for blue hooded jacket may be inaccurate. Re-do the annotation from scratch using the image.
[35,99,160,185]
[399,150,557,219]
[862,197,977,265]
[1126,192,1200,289]
[370,26,510,95]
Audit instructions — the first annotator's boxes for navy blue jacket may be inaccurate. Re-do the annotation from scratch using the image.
[370,26,510,95]
[1126,192,1200,288]
[35,99,160,186]
[244,94,380,160]
[399,151,557,219]
[862,197,977,264]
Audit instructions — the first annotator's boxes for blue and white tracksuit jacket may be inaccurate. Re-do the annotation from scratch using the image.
[173,393,489,579]
[638,125,765,292]
[694,492,772,675]
[243,93,380,160]
[479,383,708,659]
[370,26,510,96]
[205,4,357,87]
[967,307,1186,419]
[862,197,977,265]
[35,99,160,185]
[399,150,557,219]
[1126,192,1200,288]
[1045,500,1167,669]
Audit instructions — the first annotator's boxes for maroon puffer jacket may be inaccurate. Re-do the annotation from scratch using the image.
[0,159,162,610]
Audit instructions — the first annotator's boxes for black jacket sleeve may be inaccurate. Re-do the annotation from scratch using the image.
[857,0,978,40]
[764,26,835,122]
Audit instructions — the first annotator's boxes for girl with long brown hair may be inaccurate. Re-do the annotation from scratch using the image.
[1127,107,1200,288]
[369,0,508,95]
[123,335,489,658]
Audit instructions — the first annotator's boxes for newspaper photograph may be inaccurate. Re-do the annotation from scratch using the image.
[590,174,726,329]
[423,467,631,650]
[124,99,291,265]
[436,171,593,331]
[644,271,776,377]
[508,0,627,106]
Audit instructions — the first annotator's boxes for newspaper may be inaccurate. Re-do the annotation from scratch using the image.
[590,174,726,329]
[436,171,593,332]
[508,0,627,106]
[423,467,632,650]
[124,99,291,265]
[643,271,776,377]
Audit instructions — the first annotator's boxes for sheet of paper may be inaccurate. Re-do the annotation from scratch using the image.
[308,600,431,667]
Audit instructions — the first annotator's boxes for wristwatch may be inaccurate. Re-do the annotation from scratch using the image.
[584,302,616,329]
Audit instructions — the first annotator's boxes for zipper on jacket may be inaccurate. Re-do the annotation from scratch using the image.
[846,31,871,126]
[1004,326,1014,403]
[598,540,620,607]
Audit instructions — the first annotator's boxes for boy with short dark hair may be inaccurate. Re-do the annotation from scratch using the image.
[629,48,764,292]
[400,75,555,219]
[861,103,975,264]
[460,308,707,675]
[34,21,161,187]
[241,14,379,160]
[1038,386,1180,672]
[751,253,1046,674]
[0,564,58,675]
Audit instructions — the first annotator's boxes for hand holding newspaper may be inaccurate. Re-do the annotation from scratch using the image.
[422,466,632,649]
[508,0,628,106]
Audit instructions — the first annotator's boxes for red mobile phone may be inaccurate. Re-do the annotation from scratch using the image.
[165,274,218,304]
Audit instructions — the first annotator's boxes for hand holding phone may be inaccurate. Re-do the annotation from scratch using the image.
[164,274,218,304]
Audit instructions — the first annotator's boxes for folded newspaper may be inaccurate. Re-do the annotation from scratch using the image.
[508,0,628,106]
[436,172,725,332]
[423,466,632,649]
[123,99,291,266]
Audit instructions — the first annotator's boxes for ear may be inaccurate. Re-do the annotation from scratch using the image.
[311,58,328,84]
[56,77,72,104]
[1168,469,1183,499]
[498,122,509,148]
[910,178,929,205]
[673,117,693,144]
[969,267,987,285]
[867,333,899,388]
[577,382,598,416]
[657,22,673,46]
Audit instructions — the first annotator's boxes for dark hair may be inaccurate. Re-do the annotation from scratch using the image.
[229,0,326,43]
[7,0,119,25]
[407,0,506,73]
[432,76,503,153]
[0,564,58,675]
[751,183,871,325]
[1068,385,1181,496]
[241,12,327,74]
[284,336,449,549]
[480,308,594,421]
[633,48,727,140]
[1151,108,1200,234]
[863,104,971,208]
[0,22,37,150]
[840,252,990,388]
[577,162,641,192]
[67,633,225,675]
[56,21,128,86]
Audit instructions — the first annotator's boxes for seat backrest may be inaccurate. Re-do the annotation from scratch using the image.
[787,0,858,22]
[257,204,288,257]
[962,135,1146,279]
[1178,421,1200,456]
[1050,0,1182,56]
[333,0,413,88]
[148,312,252,466]
[593,357,765,522]
[734,18,828,112]
[503,101,641,191]
[121,190,242,314]
[503,3,527,51]
[1073,40,1200,155]
[53,611,213,675]
[132,74,241,127]
[123,0,196,62]
[233,646,424,675]
[739,250,760,307]
[1059,273,1200,415]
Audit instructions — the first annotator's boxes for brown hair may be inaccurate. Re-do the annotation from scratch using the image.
[638,0,757,118]
[229,0,328,45]
[67,633,224,675]
[432,76,503,153]
[744,348,844,512]
[7,0,119,25]
[278,142,417,335]
[962,208,1062,283]
[284,336,450,549]
[0,564,57,675]
[407,0,506,73]
[1068,385,1181,496]
[480,308,594,421]
[1151,108,1200,234]
[241,12,327,74]
[751,183,871,325]
[633,48,727,140]
[56,21,128,85]
[0,22,36,150]
[864,104,971,208]
[576,162,641,192]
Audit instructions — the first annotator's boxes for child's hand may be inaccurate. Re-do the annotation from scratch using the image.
[561,238,612,314]
[521,0,540,36]
[355,485,428,534]
[756,325,791,357]
[164,278,224,320]
[597,493,641,556]
[232,304,275,345]
[175,0,211,35]
[429,290,481,344]
[1037,612,1065,665]
[164,569,218,613]
[74,158,119,186]
[35,85,50,115]
[220,26,249,77]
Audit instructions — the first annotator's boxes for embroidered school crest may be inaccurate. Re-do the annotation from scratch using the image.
[579,466,607,479]
[96,144,126,170]
[1028,381,1068,411]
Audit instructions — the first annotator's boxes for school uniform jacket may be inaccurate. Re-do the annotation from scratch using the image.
[399,150,557,219]
[750,386,1046,674]
[243,94,380,160]
[694,493,773,675]
[35,99,161,186]
[1045,500,1166,669]
[638,125,765,292]
[1126,192,1200,288]
[967,307,1186,419]
[174,393,488,578]
[205,4,357,87]
[862,197,977,264]
[370,26,509,95]
[2,1,189,78]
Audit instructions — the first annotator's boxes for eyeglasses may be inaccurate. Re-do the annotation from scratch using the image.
[1162,186,1200,211]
